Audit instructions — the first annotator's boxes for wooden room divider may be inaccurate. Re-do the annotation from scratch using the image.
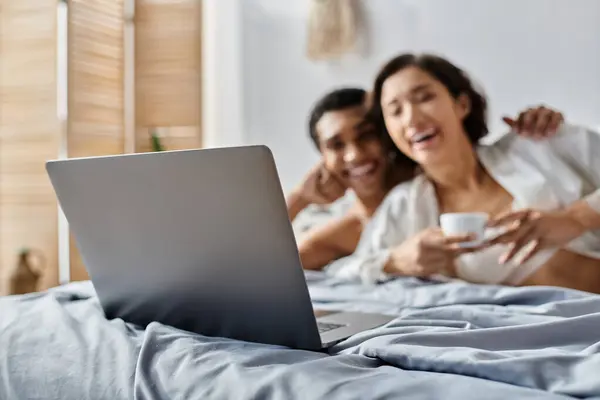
[0,0,60,290]
[0,0,203,288]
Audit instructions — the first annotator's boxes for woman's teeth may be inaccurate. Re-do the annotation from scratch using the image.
[412,129,437,143]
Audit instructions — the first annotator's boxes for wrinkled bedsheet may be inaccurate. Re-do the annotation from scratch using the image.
[1,272,600,399]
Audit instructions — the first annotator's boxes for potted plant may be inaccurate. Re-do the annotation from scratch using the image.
[150,127,165,152]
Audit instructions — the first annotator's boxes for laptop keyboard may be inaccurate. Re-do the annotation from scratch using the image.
[317,321,345,333]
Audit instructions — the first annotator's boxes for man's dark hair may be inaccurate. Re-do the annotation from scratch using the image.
[308,87,367,148]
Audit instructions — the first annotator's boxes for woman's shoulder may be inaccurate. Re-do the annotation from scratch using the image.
[386,178,415,199]
[355,175,432,251]
[383,176,418,203]
[375,174,428,218]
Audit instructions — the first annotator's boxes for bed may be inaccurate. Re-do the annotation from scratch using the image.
[1,271,599,400]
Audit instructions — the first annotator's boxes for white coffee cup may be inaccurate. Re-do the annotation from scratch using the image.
[439,212,489,248]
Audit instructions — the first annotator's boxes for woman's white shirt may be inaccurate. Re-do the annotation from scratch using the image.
[325,123,600,285]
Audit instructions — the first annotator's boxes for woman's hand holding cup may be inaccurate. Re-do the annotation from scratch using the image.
[384,227,478,278]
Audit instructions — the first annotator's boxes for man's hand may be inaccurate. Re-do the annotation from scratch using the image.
[287,163,347,222]
[502,105,564,140]
[293,163,346,206]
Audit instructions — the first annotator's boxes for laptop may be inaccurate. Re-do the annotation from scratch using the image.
[46,145,393,350]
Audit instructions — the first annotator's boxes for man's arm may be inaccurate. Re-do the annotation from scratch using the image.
[287,190,310,222]
[297,214,363,271]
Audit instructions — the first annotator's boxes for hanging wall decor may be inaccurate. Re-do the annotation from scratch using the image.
[306,0,360,61]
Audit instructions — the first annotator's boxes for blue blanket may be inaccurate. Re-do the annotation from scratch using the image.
[1,273,599,399]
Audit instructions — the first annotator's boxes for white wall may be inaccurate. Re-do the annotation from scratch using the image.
[204,0,600,192]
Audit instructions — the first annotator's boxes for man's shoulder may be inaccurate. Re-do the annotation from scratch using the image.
[481,123,598,151]
[292,193,355,237]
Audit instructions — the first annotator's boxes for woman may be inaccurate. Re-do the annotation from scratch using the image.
[326,53,600,293]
